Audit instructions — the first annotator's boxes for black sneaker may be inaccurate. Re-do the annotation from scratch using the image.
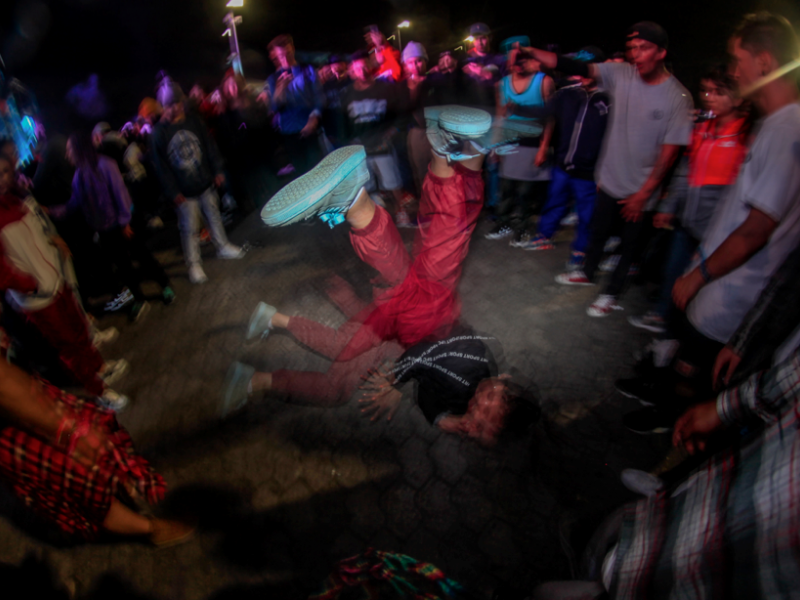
[615,376,670,407]
[623,407,677,435]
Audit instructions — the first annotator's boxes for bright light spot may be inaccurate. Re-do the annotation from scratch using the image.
[465,36,475,43]
[398,20,410,28]
[226,0,243,7]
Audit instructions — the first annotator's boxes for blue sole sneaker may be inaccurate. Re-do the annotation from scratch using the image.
[220,361,256,418]
[260,145,369,227]
[246,302,277,341]
[425,106,493,160]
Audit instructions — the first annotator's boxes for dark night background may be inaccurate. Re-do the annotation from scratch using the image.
[1,0,799,131]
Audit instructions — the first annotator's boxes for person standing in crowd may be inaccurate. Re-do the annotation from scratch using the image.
[400,41,432,203]
[628,65,749,335]
[264,34,324,178]
[321,54,351,149]
[485,44,554,242]
[427,51,460,106]
[525,23,694,317]
[52,132,175,320]
[364,25,402,82]
[152,79,243,285]
[517,47,609,271]
[91,122,127,173]
[0,153,128,410]
[460,23,506,109]
[341,50,405,219]
[619,12,800,433]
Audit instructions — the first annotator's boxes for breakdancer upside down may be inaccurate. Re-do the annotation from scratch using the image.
[224,107,538,445]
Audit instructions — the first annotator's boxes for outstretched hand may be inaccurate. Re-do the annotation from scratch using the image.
[672,400,724,455]
[358,366,402,421]
[713,346,742,390]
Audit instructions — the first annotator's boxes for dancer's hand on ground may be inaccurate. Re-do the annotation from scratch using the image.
[359,387,403,422]
[713,346,742,390]
[672,400,724,455]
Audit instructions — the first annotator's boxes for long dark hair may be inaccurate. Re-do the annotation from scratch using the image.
[68,131,99,171]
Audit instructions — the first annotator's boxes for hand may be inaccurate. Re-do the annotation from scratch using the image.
[214,174,226,188]
[174,194,187,206]
[275,71,293,96]
[618,190,648,222]
[256,90,269,105]
[122,224,134,240]
[672,400,724,455]
[299,116,320,138]
[463,63,483,79]
[713,346,742,390]
[672,268,705,311]
[359,387,403,421]
[653,212,674,229]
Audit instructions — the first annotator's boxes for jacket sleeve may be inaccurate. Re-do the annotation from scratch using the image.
[152,127,182,200]
[48,174,83,220]
[0,238,38,293]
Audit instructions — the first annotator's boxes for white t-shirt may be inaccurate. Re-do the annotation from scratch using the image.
[688,103,800,343]
[594,63,693,205]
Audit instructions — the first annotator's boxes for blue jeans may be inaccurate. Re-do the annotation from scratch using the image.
[176,187,230,267]
[656,226,699,322]
[537,166,597,253]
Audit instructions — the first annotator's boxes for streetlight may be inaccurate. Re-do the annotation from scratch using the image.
[223,0,244,76]
[464,36,475,43]
[397,20,410,51]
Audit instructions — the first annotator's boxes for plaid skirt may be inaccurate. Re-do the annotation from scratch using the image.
[0,380,165,539]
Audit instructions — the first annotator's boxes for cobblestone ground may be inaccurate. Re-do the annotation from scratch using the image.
[0,210,668,598]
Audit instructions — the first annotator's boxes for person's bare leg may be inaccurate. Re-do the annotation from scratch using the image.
[271,312,290,329]
[102,498,152,536]
[251,372,273,392]
[346,187,376,230]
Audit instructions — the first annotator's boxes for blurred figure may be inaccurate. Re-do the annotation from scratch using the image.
[401,41,432,200]
[0,151,127,409]
[52,132,175,319]
[364,25,402,82]
[460,23,506,109]
[428,51,460,105]
[486,45,554,242]
[518,47,609,269]
[342,50,405,215]
[138,97,163,127]
[265,34,324,177]
[0,360,192,546]
[321,54,351,149]
[91,122,127,173]
[524,23,693,317]
[628,65,749,335]
[151,80,243,284]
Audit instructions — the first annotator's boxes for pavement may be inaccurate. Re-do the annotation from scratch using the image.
[0,209,669,599]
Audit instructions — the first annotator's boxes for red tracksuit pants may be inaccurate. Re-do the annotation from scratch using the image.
[25,286,105,396]
[271,163,484,405]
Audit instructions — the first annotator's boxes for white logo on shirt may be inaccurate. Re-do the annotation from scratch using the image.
[167,130,202,172]
[347,99,388,124]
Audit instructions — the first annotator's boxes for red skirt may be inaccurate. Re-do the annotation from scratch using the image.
[0,381,165,539]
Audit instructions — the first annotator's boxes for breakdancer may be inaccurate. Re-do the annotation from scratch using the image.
[223,107,538,444]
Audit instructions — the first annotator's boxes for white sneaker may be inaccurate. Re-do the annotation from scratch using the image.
[99,388,129,412]
[93,327,119,348]
[100,359,129,386]
[217,244,244,259]
[188,264,208,284]
[620,469,664,497]
[587,294,623,318]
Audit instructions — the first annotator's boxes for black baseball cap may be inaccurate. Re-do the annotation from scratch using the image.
[469,23,491,37]
[627,21,668,50]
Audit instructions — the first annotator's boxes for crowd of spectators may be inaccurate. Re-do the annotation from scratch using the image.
[0,10,799,599]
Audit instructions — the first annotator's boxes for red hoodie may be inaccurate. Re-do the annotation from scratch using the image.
[687,117,749,188]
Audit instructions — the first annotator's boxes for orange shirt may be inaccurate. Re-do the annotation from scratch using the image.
[687,117,749,188]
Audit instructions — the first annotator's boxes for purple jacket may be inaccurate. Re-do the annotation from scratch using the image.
[52,155,132,232]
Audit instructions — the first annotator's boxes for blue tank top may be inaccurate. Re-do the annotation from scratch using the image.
[500,72,545,120]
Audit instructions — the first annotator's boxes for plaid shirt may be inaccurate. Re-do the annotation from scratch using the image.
[612,348,800,599]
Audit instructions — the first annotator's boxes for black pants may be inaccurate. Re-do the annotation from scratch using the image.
[97,227,171,302]
[583,188,646,297]
[495,179,548,230]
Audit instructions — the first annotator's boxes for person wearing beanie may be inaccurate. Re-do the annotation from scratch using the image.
[521,23,693,318]
[151,78,243,284]
[400,41,432,202]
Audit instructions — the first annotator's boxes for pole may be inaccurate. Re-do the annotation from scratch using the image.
[397,29,402,52]
[223,11,244,76]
